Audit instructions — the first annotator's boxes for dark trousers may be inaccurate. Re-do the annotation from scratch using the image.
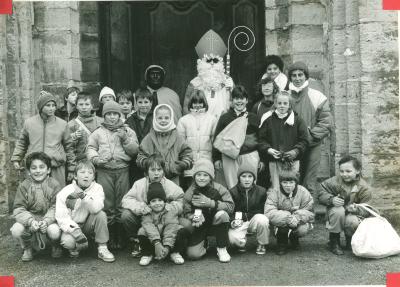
[189,222,230,248]
[139,228,189,256]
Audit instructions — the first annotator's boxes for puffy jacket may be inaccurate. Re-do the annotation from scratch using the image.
[55,181,104,233]
[264,185,314,227]
[13,177,61,227]
[11,115,76,171]
[229,184,267,221]
[121,177,184,216]
[176,112,217,176]
[125,112,153,143]
[290,86,331,146]
[139,208,181,247]
[137,129,193,179]
[87,125,139,170]
[319,176,372,218]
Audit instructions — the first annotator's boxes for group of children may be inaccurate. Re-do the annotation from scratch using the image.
[10,56,373,265]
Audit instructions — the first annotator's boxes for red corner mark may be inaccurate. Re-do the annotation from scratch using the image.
[383,0,400,10]
[387,273,400,287]
[0,276,14,287]
[0,0,12,14]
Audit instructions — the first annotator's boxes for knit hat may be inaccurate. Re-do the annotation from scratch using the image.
[37,90,57,112]
[237,161,258,179]
[147,182,166,203]
[102,100,122,117]
[99,86,116,102]
[288,61,309,80]
[192,159,215,179]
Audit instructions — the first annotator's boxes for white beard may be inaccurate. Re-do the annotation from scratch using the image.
[196,59,226,91]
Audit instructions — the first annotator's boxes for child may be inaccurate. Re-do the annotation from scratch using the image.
[228,162,269,255]
[252,76,280,121]
[264,170,314,255]
[261,55,288,91]
[177,89,217,190]
[87,100,139,249]
[56,160,115,262]
[96,86,116,117]
[55,83,79,122]
[125,88,154,184]
[121,154,185,258]
[258,91,309,190]
[117,89,135,121]
[10,152,62,262]
[68,92,103,161]
[213,85,260,189]
[137,104,193,185]
[137,182,188,266]
[11,90,76,187]
[318,155,372,255]
[183,159,234,263]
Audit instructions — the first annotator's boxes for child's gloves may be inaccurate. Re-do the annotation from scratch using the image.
[29,220,40,232]
[70,227,88,251]
[67,190,85,200]
[174,161,187,173]
[38,221,48,234]
[332,196,345,207]
[287,215,299,228]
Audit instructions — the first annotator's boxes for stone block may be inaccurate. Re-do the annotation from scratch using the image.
[34,1,78,10]
[79,1,98,11]
[330,28,346,55]
[265,31,279,55]
[79,9,99,34]
[265,9,278,30]
[34,8,77,31]
[265,0,289,9]
[289,2,326,25]
[291,53,324,79]
[331,0,346,26]
[359,0,397,23]
[80,37,99,59]
[81,58,100,82]
[291,25,323,53]
[41,32,73,59]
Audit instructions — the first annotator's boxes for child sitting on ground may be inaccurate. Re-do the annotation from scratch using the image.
[117,89,135,121]
[258,91,309,190]
[228,162,269,255]
[137,104,193,185]
[55,160,115,262]
[183,159,234,263]
[10,152,62,262]
[318,155,372,255]
[138,182,188,266]
[264,170,314,255]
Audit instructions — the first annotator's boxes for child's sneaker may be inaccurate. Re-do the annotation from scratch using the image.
[216,247,231,263]
[131,239,141,258]
[51,245,63,258]
[69,248,80,258]
[256,244,266,255]
[98,246,115,263]
[139,255,153,266]
[21,248,33,262]
[170,252,184,265]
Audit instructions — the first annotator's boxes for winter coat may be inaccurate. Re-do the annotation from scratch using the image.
[136,129,193,179]
[68,115,103,161]
[229,184,267,222]
[289,87,331,146]
[125,112,153,143]
[140,208,181,247]
[55,181,104,233]
[176,112,217,177]
[87,125,139,170]
[121,177,184,216]
[212,108,259,162]
[251,99,274,121]
[13,177,61,227]
[264,185,314,227]
[11,115,76,171]
[319,176,372,218]
[258,111,309,162]
[183,182,235,219]
[55,106,78,122]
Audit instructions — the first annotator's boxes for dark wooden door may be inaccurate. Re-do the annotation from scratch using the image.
[99,0,265,105]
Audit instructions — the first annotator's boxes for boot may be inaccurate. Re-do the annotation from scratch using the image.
[275,227,289,255]
[344,235,352,250]
[289,232,300,250]
[329,233,344,255]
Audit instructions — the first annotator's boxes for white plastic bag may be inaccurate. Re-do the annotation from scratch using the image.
[351,204,400,259]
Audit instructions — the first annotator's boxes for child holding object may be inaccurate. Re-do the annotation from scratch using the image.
[10,152,62,262]
[318,155,372,255]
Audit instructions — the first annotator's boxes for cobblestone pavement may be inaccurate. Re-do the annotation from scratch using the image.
[0,222,399,287]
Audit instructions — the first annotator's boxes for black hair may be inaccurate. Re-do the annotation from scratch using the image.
[263,55,284,73]
[338,155,362,171]
[117,89,134,104]
[279,169,299,183]
[135,88,153,102]
[75,160,96,175]
[255,76,280,103]
[76,91,93,104]
[231,85,248,99]
[26,152,51,170]
[144,154,166,175]
[63,87,80,103]
[188,89,209,111]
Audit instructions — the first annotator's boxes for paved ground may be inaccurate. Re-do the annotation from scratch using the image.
[0,222,399,287]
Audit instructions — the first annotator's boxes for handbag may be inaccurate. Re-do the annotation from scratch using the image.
[351,203,400,259]
[213,115,248,159]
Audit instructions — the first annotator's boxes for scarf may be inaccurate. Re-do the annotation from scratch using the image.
[289,80,309,93]
[259,110,295,128]
[101,119,124,131]
[275,110,288,119]
[153,104,176,132]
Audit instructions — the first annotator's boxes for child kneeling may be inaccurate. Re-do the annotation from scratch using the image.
[55,160,115,262]
[10,152,62,262]
[138,182,188,266]
[264,170,314,255]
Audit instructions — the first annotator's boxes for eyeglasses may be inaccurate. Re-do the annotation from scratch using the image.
[206,58,219,64]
